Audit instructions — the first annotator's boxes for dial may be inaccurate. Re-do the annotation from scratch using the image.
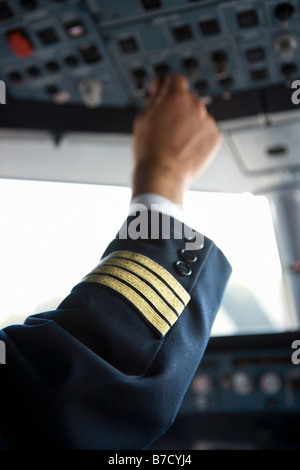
[231,372,254,395]
[259,372,282,395]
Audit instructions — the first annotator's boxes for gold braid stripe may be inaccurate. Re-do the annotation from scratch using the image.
[80,251,191,336]
[111,251,190,306]
[82,274,170,336]
[83,265,178,325]
[93,257,185,315]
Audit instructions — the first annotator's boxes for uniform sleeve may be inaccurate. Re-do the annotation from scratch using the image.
[0,211,231,450]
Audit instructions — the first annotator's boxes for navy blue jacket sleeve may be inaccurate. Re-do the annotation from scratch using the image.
[0,212,231,450]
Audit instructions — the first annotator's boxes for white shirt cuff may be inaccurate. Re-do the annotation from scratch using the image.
[129,193,184,222]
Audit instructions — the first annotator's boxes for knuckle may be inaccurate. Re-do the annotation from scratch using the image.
[206,115,220,139]
[207,114,217,130]
[198,100,207,118]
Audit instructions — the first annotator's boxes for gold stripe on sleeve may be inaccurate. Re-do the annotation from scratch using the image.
[80,250,191,336]
[98,257,185,314]
[82,274,170,336]
[111,251,190,305]
[83,265,178,326]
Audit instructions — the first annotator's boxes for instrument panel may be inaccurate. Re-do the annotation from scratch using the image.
[182,333,300,414]
[152,332,300,450]
[0,0,299,113]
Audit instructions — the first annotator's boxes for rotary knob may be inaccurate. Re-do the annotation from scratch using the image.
[274,34,297,59]
[231,372,254,395]
[191,374,213,394]
[259,372,282,395]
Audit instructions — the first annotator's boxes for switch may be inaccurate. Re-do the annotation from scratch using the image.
[194,80,212,104]
[118,37,139,54]
[64,55,78,67]
[45,60,60,73]
[274,34,297,59]
[141,0,161,10]
[132,68,147,90]
[20,0,37,10]
[245,46,265,63]
[6,29,34,58]
[218,75,233,100]
[281,62,297,76]
[237,10,259,28]
[79,78,102,108]
[0,1,13,20]
[154,63,170,80]
[27,65,41,78]
[38,27,59,45]
[45,84,59,95]
[219,76,233,88]
[275,2,294,25]
[64,18,87,38]
[199,18,220,36]
[251,68,268,81]
[194,80,208,96]
[182,57,198,78]
[79,45,101,64]
[211,50,228,78]
[173,24,194,42]
[7,70,23,84]
[281,62,297,86]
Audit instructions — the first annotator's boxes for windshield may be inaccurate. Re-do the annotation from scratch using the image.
[0,178,292,336]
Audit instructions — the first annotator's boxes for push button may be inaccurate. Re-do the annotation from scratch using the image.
[7,29,34,58]
[175,260,192,276]
[180,248,197,263]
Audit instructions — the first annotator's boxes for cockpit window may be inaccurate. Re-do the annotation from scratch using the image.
[0,179,292,335]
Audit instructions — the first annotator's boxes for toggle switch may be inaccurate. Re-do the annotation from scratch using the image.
[79,77,102,108]
[274,2,294,26]
[218,75,234,100]
[132,68,147,90]
[154,63,170,80]
[194,80,212,104]
[211,50,228,79]
[182,57,198,79]
[281,62,297,86]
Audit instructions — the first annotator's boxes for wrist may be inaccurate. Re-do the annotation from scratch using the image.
[132,166,187,207]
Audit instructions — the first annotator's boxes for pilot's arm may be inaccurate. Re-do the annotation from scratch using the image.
[0,75,231,450]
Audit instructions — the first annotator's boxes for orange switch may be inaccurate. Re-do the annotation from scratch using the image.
[7,30,34,58]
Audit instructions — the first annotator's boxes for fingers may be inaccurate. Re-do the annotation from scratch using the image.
[165,74,189,95]
[146,74,189,107]
[146,77,169,106]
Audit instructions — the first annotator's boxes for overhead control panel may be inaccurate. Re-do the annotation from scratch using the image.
[0,0,299,112]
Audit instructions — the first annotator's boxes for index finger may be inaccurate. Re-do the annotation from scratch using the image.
[164,74,189,95]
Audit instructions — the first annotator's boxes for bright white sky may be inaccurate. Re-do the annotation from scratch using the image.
[0,178,290,335]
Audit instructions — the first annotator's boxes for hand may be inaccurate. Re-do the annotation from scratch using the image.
[131,74,221,206]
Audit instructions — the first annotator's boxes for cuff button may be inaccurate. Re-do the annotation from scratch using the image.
[180,248,198,263]
[175,260,192,276]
